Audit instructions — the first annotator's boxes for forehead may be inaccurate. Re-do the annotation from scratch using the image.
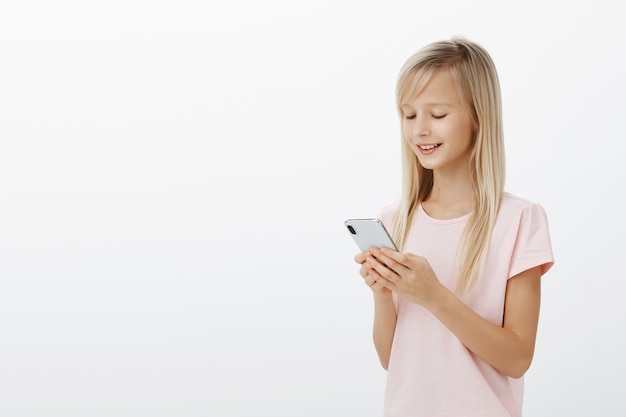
[402,69,464,107]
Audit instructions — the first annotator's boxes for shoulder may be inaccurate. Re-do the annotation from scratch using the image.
[498,192,549,221]
[498,192,554,276]
[500,192,537,211]
[496,192,552,242]
[379,201,400,230]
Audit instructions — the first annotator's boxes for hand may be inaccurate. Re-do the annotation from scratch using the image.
[354,249,392,297]
[364,247,443,307]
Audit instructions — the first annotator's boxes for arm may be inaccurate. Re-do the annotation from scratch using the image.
[372,293,396,370]
[355,251,397,370]
[428,267,541,378]
[366,247,542,378]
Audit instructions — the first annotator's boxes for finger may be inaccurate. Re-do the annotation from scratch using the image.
[360,261,382,280]
[359,264,371,279]
[367,255,400,286]
[364,274,377,286]
[354,252,368,264]
[362,259,384,280]
[370,280,386,292]
[369,273,393,292]
[365,269,393,292]
[370,247,409,274]
[377,247,408,263]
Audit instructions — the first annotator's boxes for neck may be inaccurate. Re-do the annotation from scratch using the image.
[422,166,475,219]
[430,162,474,201]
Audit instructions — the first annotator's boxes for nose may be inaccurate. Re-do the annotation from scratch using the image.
[412,116,430,138]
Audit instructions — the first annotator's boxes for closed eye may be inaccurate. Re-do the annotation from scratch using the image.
[432,114,447,119]
[404,114,416,120]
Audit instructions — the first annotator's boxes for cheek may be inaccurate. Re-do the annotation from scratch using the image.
[402,121,414,140]
[448,121,473,146]
[402,128,415,148]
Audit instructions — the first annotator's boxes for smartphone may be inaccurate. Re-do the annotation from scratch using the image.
[344,218,398,252]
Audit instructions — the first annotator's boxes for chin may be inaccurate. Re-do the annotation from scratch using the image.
[416,159,439,171]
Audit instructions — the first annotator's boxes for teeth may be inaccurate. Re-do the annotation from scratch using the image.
[419,144,440,150]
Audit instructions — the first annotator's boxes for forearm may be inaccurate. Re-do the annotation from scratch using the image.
[426,287,535,378]
[372,293,397,370]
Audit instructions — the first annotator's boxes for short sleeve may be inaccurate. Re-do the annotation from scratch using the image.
[508,203,554,279]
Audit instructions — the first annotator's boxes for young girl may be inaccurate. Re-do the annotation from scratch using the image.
[354,37,554,416]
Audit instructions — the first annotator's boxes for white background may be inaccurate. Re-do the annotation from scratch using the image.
[1,1,625,416]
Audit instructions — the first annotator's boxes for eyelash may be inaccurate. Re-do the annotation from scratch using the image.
[404,114,447,120]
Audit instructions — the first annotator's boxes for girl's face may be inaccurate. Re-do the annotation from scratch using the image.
[400,70,474,173]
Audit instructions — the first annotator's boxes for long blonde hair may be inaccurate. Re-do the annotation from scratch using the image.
[391,37,505,294]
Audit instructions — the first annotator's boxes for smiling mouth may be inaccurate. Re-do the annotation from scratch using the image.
[418,143,441,150]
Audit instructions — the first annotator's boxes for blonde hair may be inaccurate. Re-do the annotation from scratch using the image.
[391,37,505,294]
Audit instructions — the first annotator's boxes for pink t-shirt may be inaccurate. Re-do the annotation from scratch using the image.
[379,193,554,417]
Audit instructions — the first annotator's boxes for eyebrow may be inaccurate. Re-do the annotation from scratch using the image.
[401,102,455,109]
